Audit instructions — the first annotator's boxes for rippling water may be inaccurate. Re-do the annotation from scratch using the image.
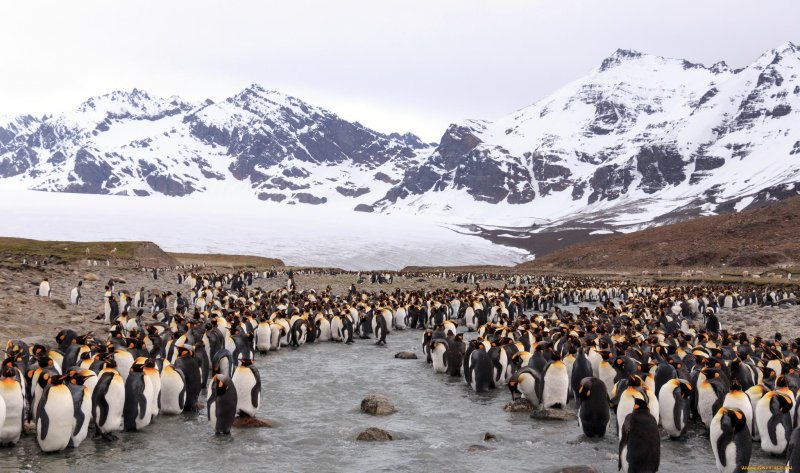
[0,323,782,472]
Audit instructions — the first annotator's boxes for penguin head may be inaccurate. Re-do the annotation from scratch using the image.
[719,408,748,434]
[48,374,69,386]
[632,396,648,411]
[577,378,593,401]
[240,359,254,367]
[507,378,520,400]
[776,392,794,413]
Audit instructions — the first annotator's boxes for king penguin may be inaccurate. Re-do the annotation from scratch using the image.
[207,374,238,435]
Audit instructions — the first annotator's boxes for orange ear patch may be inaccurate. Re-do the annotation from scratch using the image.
[586,390,591,397]
[218,380,224,388]
[734,411,743,420]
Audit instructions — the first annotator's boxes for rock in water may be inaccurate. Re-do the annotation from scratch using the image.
[530,409,577,421]
[483,432,497,441]
[467,445,492,454]
[503,398,534,412]
[232,416,272,428]
[361,393,396,415]
[356,427,393,441]
[394,351,418,359]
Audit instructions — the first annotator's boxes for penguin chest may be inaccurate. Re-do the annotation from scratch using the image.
[542,365,568,408]
[0,381,24,443]
[431,346,448,373]
[37,387,74,452]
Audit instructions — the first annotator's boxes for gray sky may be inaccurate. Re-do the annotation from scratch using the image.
[0,0,798,141]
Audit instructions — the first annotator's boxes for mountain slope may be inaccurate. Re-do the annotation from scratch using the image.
[373,43,800,233]
[517,195,800,269]
[0,85,431,206]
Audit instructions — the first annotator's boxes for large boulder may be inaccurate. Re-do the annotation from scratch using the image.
[361,393,396,416]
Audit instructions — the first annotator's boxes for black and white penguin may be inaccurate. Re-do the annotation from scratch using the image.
[373,312,388,345]
[570,348,593,403]
[508,367,543,409]
[232,359,261,417]
[70,281,82,305]
[36,374,74,452]
[618,397,660,473]
[207,374,237,435]
[66,371,93,448]
[710,407,752,473]
[122,362,154,431]
[37,278,51,298]
[91,362,125,441]
[254,320,272,354]
[756,391,793,455]
[430,339,449,374]
[541,353,569,409]
[576,377,610,438]
[0,362,25,446]
[657,378,692,439]
[787,427,800,472]
[159,361,186,415]
[469,346,494,393]
[445,334,466,377]
[174,347,202,412]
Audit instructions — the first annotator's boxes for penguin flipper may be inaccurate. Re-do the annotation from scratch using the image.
[251,369,261,409]
[767,414,780,446]
[38,412,50,441]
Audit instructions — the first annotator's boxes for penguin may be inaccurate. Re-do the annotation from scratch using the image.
[469,346,494,393]
[70,281,82,305]
[0,362,24,446]
[430,339,449,374]
[174,347,202,412]
[576,377,610,438]
[570,348,594,403]
[92,361,125,441]
[232,359,261,417]
[373,312,388,345]
[122,362,154,431]
[721,380,753,436]
[787,427,800,472]
[140,358,161,417]
[658,378,692,439]
[756,391,793,455]
[445,334,466,377]
[66,371,93,448]
[541,353,569,409]
[508,368,543,409]
[618,397,660,473]
[36,374,74,452]
[698,368,728,429]
[207,374,237,435]
[159,361,186,415]
[710,407,752,473]
[37,278,51,298]
[254,320,272,354]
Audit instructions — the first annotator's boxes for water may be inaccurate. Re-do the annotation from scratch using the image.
[0,327,781,472]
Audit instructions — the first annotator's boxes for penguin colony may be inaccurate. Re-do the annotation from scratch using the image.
[414,278,800,472]
[5,268,800,472]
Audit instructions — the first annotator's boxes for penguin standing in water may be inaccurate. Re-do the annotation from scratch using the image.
[232,359,261,417]
[175,347,202,412]
[445,334,466,377]
[70,281,82,305]
[0,361,24,446]
[470,346,494,393]
[430,339,449,374]
[207,374,237,435]
[577,377,610,438]
[508,368,543,409]
[658,378,692,439]
[541,353,569,409]
[66,371,93,448]
[618,397,660,473]
[159,361,186,415]
[123,362,154,431]
[92,360,125,441]
[710,407,752,473]
[36,374,74,452]
[373,312,388,345]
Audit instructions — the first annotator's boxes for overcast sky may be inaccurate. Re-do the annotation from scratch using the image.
[0,0,798,141]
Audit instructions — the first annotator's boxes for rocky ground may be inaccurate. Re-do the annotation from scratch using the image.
[0,262,797,344]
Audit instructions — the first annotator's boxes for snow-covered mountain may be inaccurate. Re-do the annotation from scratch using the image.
[373,42,800,233]
[2,43,800,248]
[0,85,432,207]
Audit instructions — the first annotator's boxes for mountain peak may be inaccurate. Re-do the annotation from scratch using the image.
[598,48,644,71]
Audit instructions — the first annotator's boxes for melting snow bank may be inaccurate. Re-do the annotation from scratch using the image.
[0,189,526,270]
